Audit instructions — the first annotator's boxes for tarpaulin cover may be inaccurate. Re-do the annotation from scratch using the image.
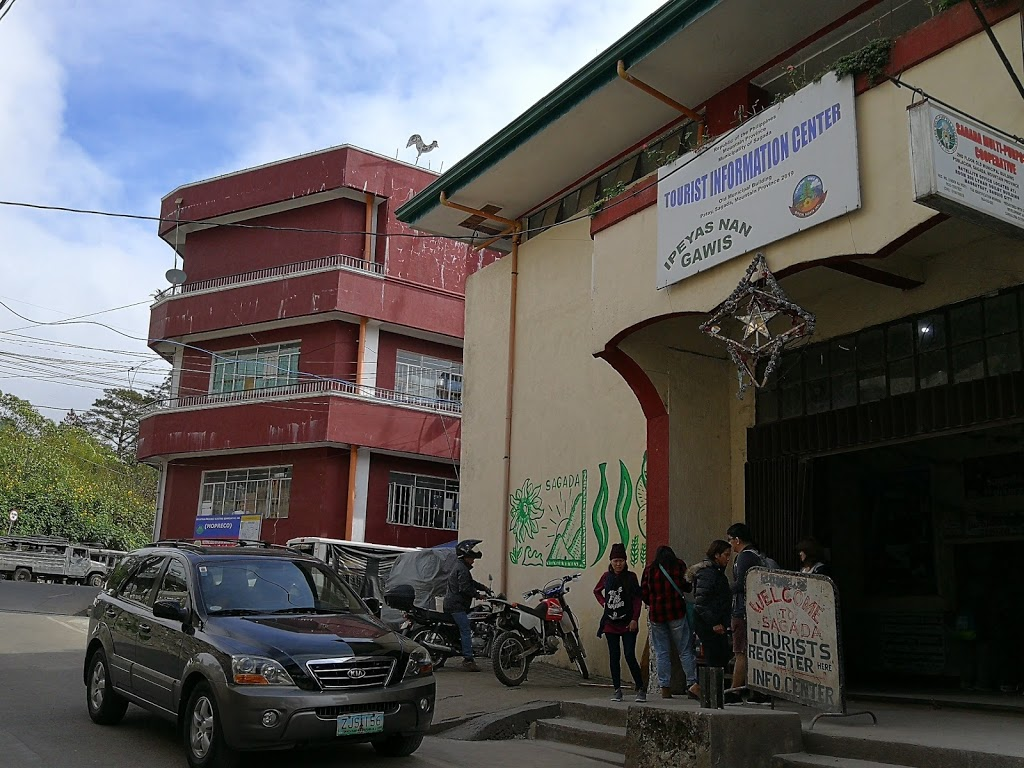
[386,546,461,610]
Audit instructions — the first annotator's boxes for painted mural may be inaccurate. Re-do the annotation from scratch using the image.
[509,453,647,568]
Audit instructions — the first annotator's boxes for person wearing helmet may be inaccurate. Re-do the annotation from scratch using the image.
[443,539,488,671]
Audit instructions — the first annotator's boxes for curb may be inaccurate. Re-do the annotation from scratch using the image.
[435,701,562,741]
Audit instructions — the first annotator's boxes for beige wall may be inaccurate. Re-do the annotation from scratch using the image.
[463,217,647,666]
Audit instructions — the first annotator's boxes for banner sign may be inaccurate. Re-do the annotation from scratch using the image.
[657,74,860,288]
[909,101,1024,238]
[744,567,844,713]
[193,514,263,541]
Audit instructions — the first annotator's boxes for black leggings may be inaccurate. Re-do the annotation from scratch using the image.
[695,617,731,669]
[605,631,644,691]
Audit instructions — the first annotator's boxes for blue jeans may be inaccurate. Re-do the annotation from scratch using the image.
[451,611,473,660]
[650,617,697,688]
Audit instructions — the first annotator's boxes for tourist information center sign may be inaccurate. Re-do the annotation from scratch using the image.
[909,101,1024,238]
[657,74,860,288]
[744,567,844,713]
[193,513,263,541]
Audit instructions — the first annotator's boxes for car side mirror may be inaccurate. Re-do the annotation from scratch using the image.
[153,599,189,623]
[363,597,382,617]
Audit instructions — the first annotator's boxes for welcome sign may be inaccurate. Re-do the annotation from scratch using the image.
[657,75,861,288]
[744,567,844,712]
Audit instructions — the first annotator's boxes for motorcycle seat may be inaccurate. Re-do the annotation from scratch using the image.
[520,602,550,620]
[411,607,457,625]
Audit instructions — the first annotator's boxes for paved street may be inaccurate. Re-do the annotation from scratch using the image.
[0,585,614,768]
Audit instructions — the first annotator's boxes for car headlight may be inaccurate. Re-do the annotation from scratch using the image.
[230,655,295,686]
[403,648,433,680]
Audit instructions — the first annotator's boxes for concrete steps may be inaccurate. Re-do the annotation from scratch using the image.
[530,716,628,755]
[774,754,910,768]
[538,739,627,767]
[799,731,1024,768]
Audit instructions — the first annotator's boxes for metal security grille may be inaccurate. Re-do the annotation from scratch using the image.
[386,472,459,530]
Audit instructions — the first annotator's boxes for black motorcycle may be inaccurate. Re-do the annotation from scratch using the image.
[384,584,500,667]
[488,573,589,686]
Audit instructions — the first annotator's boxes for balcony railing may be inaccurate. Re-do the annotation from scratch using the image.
[152,253,383,303]
[157,377,462,414]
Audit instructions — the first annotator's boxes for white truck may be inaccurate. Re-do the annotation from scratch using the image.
[0,535,109,586]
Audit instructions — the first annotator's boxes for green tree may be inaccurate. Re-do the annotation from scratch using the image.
[0,391,156,549]
[80,380,167,462]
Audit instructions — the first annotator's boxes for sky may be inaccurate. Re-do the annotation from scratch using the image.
[0,0,666,418]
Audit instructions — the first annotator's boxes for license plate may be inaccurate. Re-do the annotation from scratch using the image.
[336,712,384,736]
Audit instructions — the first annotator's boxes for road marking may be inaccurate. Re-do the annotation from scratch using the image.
[46,616,88,634]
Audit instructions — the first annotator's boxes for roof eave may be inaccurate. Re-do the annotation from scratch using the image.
[395,0,719,227]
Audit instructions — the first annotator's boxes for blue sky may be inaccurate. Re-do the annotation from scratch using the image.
[0,0,665,415]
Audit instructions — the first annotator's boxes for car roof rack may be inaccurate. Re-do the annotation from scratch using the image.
[145,538,296,552]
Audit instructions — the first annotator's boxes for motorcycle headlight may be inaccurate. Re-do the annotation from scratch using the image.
[230,655,295,686]
[403,647,433,680]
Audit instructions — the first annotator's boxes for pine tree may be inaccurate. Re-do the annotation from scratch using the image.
[80,388,150,462]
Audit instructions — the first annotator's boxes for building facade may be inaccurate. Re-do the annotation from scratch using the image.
[398,1,1024,689]
[140,145,491,548]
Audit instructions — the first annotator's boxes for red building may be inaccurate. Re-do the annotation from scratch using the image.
[139,145,489,547]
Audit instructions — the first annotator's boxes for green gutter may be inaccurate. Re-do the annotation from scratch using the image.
[395,0,719,227]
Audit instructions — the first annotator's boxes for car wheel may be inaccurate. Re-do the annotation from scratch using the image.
[13,567,32,582]
[87,573,105,588]
[184,682,238,768]
[372,732,424,757]
[86,648,128,725]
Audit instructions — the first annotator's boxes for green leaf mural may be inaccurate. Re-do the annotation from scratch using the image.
[636,451,648,540]
[590,463,610,566]
[547,469,587,568]
[613,460,633,554]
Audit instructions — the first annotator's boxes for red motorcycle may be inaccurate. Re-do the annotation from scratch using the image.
[488,573,589,686]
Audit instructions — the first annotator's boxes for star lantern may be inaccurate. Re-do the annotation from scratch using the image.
[699,253,815,398]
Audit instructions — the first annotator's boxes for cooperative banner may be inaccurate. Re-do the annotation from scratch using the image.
[744,567,844,713]
[193,514,263,541]
[657,74,860,288]
[908,100,1024,238]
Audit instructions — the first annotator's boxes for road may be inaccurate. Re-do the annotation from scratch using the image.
[0,584,613,768]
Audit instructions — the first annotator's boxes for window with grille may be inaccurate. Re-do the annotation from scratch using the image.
[210,342,300,394]
[199,466,292,519]
[756,287,1024,424]
[394,351,463,405]
[386,472,459,530]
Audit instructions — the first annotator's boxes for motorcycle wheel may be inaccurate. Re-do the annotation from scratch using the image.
[491,631,529,687]
[563,633,590,680]
[411,629,449,669]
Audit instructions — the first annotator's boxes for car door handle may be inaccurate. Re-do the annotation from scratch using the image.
[104,608,118,619]
[138,623,152,634]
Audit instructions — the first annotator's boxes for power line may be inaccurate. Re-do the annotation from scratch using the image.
[0,0,19,24]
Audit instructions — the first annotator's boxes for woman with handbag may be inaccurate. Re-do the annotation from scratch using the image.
[641,545,699,699]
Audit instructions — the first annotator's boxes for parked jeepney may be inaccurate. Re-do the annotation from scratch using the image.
[0,535,109,586]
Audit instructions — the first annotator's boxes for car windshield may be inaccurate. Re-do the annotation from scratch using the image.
[196,558,364,616]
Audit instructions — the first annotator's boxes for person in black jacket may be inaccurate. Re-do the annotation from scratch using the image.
[685,540,733,670]
[443,539,488,671]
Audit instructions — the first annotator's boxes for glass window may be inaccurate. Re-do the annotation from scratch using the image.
[107,555,140,593]
[831,371,857,409]
[918,350,948,389]
[197,558,364,615]
[806,377,830,415]
[156,559,190,609]
[952,341,985,384]
[120,557,165,606]
[199,466,292,519]
[987,333,1022,376]
[395,350,463,405]
[210,342,300,394]
[888,323,913,360]
[858,369,887,403]
[857,329,884,369]
[387,472,459,530]
[916,314,945,353]
[781,384,804,419]
[951,302,983,344]
[984,292,1019,335]
[889,358,915,396]
[830,339,856,374]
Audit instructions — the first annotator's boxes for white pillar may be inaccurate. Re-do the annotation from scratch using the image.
[350,448,371,542]
[170,346,184,402]
[360,321,381,390]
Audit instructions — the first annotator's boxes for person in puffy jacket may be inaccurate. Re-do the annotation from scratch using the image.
[685,540,732,670]
[444,540,488,671]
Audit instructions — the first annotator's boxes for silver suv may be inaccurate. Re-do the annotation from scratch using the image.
[83,540,435,767]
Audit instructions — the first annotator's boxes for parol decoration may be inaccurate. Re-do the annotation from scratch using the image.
[699,252,815,398]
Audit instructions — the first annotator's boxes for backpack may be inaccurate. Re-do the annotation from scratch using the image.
[752,549,780,571]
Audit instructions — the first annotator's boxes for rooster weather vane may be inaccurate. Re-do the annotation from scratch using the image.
[406,134,438,165]
[699,252,815,398]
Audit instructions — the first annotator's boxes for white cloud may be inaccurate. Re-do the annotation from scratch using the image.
[0,0,665,415]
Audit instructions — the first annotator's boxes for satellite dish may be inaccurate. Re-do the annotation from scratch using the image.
[165,268,187,285]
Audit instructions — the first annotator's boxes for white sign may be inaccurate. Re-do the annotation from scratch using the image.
[909,101,1024,238]
[8,510,18,523]
[744,567,844,712]
[238,514,263,541]
[657,75,860,288]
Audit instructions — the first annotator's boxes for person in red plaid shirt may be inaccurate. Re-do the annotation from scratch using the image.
[641,545,699,699]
